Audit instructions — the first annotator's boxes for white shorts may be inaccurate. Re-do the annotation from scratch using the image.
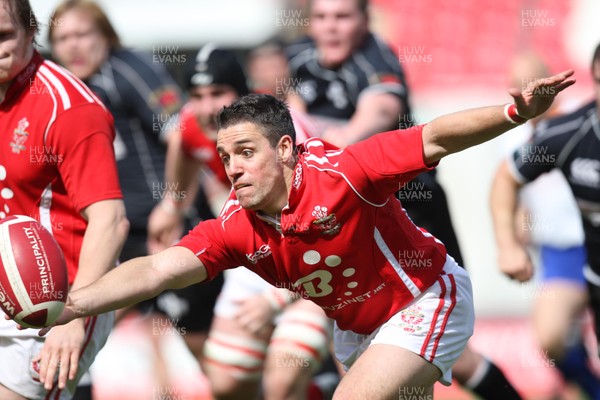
[333,256,474,386]
[0,310,114,399]
[214,267,279,319]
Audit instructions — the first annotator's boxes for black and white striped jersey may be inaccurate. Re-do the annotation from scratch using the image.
[509,101,600,275]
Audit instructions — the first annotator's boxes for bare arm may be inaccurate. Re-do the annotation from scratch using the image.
[72,199,129,290]
[38,199,129,389]
[323,92,403,147]
[148,128,201,251]
[40,246,207,335]
[422,70,575,165]
[490,160,533,282]
[343,93,403,143]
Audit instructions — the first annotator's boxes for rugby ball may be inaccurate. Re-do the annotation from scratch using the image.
[0,215,68,328]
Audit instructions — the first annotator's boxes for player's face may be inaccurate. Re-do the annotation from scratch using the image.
[0,1,34,88]
[50,9,110,80]
[309,0,368,69]
[217,122,292,215]
[188,84,239,139]
[248,51,290,97]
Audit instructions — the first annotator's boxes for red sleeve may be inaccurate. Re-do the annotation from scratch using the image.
[47,104,123,211]
[176,219,237,280]
[179,108,199,159]
[344,124,438,198]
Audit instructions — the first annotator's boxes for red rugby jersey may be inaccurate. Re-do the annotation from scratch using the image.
[178,125,447,334]
[0,52,122,284]
[179,105,230,186]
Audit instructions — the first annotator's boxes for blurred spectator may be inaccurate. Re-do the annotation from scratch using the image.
[492,49,600,399]
[48,0,187,398]
[147,43,331,400]
[286,0,522,398]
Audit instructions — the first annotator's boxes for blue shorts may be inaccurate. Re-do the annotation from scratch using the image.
[540,245,587,286]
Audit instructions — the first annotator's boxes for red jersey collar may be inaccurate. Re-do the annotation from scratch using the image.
[2,51,44,107]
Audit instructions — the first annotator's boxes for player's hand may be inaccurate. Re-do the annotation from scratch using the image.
[35,318,86,390]
[509,69,575,119]
[498,242,534,282]
[147,201,184,253]
[233,293,277,336]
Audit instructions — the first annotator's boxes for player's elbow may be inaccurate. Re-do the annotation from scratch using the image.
[421,123,449,165]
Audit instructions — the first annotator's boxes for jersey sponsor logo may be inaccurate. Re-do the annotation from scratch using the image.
[570,158,600,187]
[246,244,272,264]
[10,118,30,154]
[311,205,341,236]
[398,305,425,333]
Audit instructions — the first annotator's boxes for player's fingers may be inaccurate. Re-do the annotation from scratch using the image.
[57,354,70,389]
[68,349,80,381]
[43,356,58,390]
[553,78,576,93]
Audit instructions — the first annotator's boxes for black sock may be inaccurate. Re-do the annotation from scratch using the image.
[72,384,93,400]
[470,360,522,400]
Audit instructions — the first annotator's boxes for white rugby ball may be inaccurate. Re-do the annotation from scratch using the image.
[0,215,68,328]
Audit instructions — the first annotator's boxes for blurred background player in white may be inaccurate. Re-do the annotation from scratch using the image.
[147,44,331,400]
[0,0,129,399]
[286,0,522,398]
[492,49,600,399]
[47,1,187,397]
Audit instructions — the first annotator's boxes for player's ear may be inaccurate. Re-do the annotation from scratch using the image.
[276,135,295,164]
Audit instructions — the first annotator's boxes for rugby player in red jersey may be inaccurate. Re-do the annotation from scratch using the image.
[31,68,575,398]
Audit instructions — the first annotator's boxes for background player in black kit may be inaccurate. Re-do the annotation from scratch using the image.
[492,43,600,399]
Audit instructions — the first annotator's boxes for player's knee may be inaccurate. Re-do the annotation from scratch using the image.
[537,330,568,360]
[203,331,266,396]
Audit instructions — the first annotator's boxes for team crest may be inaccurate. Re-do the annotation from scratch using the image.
[10,118,30,154]
[311,205,341,236]
[399,305,425,333]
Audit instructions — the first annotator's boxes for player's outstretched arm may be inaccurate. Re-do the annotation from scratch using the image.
[422,70,575,165]
[37,246,207,335]
[490,160,534,282]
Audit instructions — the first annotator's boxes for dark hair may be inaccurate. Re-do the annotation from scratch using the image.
[308,0,368,15]
[593,43,600,71]
[4,0,38,38]
[48,0,121,49]
[217,94,297,149]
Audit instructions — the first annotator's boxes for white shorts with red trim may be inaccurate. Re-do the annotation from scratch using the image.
[0,310,114,399]
[333,256,474,386]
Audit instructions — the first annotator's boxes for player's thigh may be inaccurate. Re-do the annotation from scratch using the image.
[533,245,588,354]
[0,384,26,400]
[533,281,588,354]
[334,343,438,400]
